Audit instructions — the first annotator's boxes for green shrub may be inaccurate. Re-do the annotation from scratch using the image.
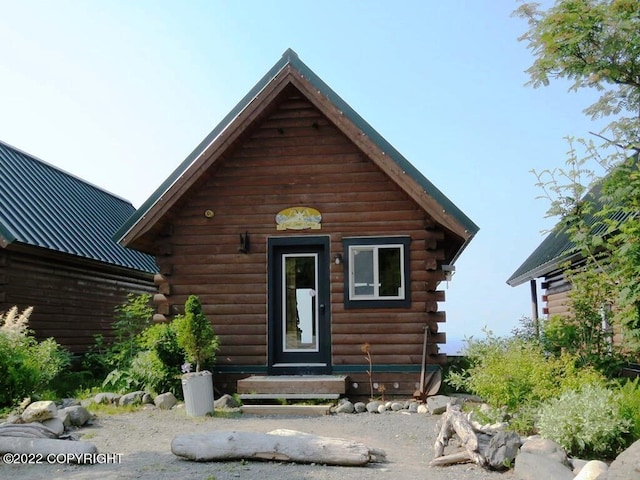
[537,383,630,458]
[0,306,71,407]
[447,330,605,411]
[615,377,640,444]
[174,295,219,372]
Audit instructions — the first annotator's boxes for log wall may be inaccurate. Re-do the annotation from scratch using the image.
[150,87,451,381]
[0,249,155,353]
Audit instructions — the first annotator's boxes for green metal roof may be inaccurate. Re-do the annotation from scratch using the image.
[507,181,634,286]
[115,49,479,258]
[0,140,157,273]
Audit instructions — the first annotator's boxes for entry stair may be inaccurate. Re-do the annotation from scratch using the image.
[237,375,348,416]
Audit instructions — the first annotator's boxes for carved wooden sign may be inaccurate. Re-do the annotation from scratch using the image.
[275,207,322,231]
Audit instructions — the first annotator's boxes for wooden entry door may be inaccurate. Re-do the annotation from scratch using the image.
[268,237,330,374]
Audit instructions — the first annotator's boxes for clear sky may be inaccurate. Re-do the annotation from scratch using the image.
[0,1,610,352]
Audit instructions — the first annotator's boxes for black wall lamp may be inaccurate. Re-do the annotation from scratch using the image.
[239,231,250,253]
[333,253,343,265]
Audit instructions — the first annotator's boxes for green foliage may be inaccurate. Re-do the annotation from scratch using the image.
[447,330,606,432]
[615,377,640,443]
[537,383,630,458]
[514,0,640,147]
[174,295,220,372]
[90,293,183,397]
[516,0,640,368]
[0,306,71,407]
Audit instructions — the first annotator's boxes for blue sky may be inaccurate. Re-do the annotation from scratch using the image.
[0,1,610,352]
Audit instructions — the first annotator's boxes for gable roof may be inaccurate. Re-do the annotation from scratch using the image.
[115,49,479,262]
[0,140,157,273]
[507,180,634,287]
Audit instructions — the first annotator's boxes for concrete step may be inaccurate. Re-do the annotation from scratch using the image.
[240,404,332,416]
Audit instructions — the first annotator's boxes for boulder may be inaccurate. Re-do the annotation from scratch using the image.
[426,395,462,415]
[214,393,239,409]
[60,405,91,427]
[354,402,366,413]
[390,402,404,411]
[94,392,121,405]
[608,438,640,480]
[520,437,571,467]
[485,430,522,470]
[366,401,381,413]
[514,451,574,480]
[119,391,145,406]
[573,460,608,480]
[21,401,57,423]
[154,392,178,410]
[41,418,65,436]
[335,401,354,414]
[417,404,429,414]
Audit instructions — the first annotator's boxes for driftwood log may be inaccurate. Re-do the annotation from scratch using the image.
[171,428,386,466]
[430,403,486,467]
[0,437,97,457]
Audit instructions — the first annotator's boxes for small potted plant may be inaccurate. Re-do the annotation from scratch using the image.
[174,295,220,416]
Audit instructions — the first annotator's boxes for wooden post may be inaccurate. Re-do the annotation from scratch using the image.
[530,279,539,338]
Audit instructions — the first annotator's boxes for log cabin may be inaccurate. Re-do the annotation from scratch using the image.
[115,49,479,398]
[0,140,157,353]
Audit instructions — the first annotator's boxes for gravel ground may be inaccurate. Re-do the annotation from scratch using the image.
[3,406,515,480]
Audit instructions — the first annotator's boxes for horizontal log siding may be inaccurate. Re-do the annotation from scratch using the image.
[155,90,449,370]
[0,250,155,353]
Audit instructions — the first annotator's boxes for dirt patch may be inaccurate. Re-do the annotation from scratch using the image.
[3,406,514,480]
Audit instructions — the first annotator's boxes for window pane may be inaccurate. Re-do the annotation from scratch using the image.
[283,255,317,350]
[379,247,402,297]
[353,248,374,296]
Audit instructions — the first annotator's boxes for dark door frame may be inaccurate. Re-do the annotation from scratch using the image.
[267,236,331,375]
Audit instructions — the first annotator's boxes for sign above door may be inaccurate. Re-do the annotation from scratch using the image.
[275,207,322,231]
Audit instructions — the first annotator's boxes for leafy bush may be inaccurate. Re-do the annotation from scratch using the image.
[447,330,605,411]
[615,377,640,444]
[537,383,630,458]
[0,306,71,407]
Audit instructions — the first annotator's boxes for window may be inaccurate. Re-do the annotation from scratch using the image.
[343,237,410,308]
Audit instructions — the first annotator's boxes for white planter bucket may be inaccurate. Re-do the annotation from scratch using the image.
[182,371,214,417]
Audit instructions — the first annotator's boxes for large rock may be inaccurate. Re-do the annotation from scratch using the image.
[426,395,463,415]
[119,391,145,406]
[22,401,57,423]
[608,438,640,480]
[60,405,91,427]
[41,418,65,437]
[366,401,381,413]
[335,401,354,414]
[214,393,239,409]
[94,392,121,405]
[154,392,178,410]
[514,451,574,480]
[574,460,608,480]
[520,437,571,467]
[485,430,522,470]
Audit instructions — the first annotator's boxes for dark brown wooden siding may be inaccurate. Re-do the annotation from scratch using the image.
[152,88,450,375]
[0,249,155,353]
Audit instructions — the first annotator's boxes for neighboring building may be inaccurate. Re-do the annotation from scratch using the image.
[115,49,478,397]
[0,140,157,353]
[507,179,634,320]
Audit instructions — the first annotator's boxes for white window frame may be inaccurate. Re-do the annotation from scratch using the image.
[348,243,406,301]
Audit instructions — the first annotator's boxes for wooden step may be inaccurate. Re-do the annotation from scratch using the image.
[238,393,340,401]
[237,375,349,395]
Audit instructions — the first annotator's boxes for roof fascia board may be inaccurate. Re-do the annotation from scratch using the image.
[285,54,479,240]
[507,251,580,286]
[286,72,472,242]
[126,68,295,243]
